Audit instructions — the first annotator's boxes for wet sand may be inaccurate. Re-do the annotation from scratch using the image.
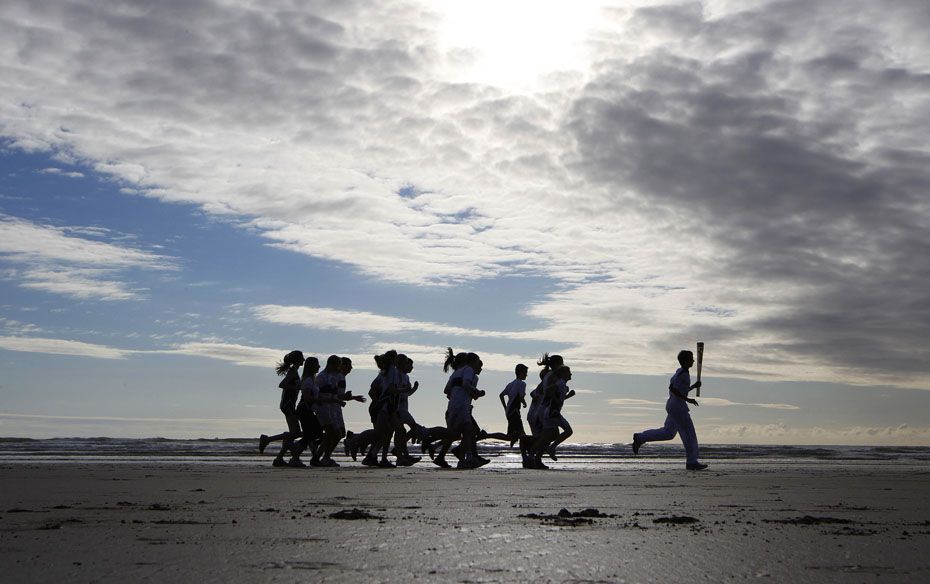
[2,462,929,583]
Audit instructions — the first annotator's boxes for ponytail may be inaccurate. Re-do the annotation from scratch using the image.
[537,352,563,371]
[537,352,551,377]
[276,350,304,376]
[443,347,456,373]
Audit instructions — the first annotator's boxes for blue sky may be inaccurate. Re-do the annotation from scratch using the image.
[2,0,929,444]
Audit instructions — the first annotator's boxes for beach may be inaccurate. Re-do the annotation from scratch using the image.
[2,454,929,583]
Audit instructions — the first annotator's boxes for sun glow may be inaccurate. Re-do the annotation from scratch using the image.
[436,1,604,91]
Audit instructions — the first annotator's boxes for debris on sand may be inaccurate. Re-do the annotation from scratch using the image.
[329,508,382,520]
[520,508,611,526]
[764,516,854,525]
[558,508,611,518]
[654,516,700,524]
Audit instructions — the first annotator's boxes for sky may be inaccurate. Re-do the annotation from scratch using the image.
[1,0,929,445]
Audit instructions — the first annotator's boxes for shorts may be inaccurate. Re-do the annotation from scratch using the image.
[280,402,300,434]
[296,403,323,441]
[313,404,334,428]
[527,406,540,435]
[506,410,525,437]
[332,406,345,432]
[446,407,473,434]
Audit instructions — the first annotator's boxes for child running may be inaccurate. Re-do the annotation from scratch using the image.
[631,350,707,470]
[312,355,345,466]
[391,354,423,466]
[518,369,547,466]
[288,356,323,467]
[525,354,563,468]
[528,365,572,469]
[362,350,403,468]
[439,348,487,469]
[546,365,576,460]
[260,350,304,467]
[500,364,528,447]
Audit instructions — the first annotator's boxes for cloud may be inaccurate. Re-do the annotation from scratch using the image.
[253,304,552,341]
[0,0,927,388]
[704,422,930,446]
[699,397,800,410]
[0,336,310,369]
[38,167,84,178]
[607,398,663,406]
[0,335,131,359]
[0,214,176,300]
[0,411,273,424]
[563,0,930,384]
[0,317,42,334]
[155,342,282,368]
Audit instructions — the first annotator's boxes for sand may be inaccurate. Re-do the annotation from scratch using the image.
[2,461,929,583]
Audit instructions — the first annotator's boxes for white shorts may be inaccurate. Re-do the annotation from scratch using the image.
[446,406,472,434]
[313,404,335,428]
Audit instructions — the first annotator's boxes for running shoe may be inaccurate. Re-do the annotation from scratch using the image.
[287,458,307,468]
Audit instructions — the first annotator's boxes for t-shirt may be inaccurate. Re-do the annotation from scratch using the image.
[527,383,543,420]
[315,371,339,402]
[335,373,347,400]
[557,379,569,400]
[542,371,561,404]
[279,367,300,409]
[380,365,403,409]
[298,375,317,407]
[447,365,477,410]
[398,372,412,412]
[501,379,526,415]
[667,367,692,411]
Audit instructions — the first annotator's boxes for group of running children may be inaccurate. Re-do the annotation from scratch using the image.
[260,349,576,469]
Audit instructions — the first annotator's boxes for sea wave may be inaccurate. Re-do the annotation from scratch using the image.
[1,437,929,463]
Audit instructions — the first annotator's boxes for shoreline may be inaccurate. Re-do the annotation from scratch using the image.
[2,462,929,582]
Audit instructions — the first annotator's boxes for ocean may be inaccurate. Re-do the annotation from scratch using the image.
[2,437,929,469]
